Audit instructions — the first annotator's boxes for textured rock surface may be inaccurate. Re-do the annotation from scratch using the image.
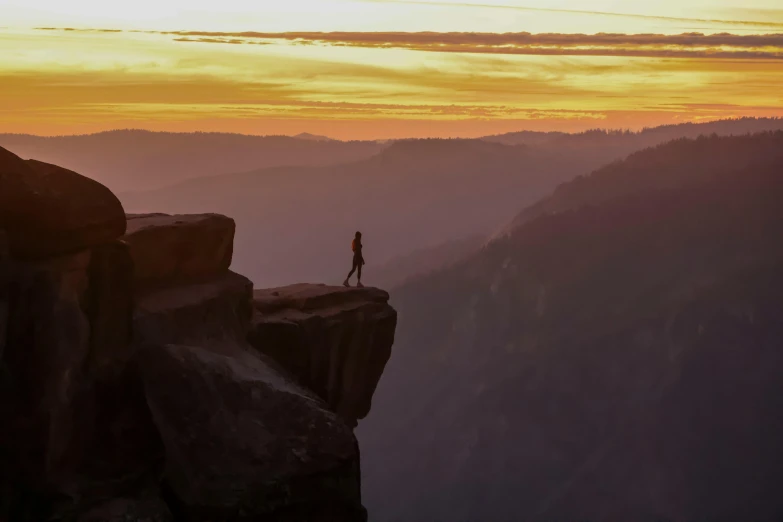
[0,246,163,521]
[139,343,365,522]
[249,284,397,425]
[0,147,126,259]
[124,213,235,288]
[126,217,373,521]
[77,493,173,522]
[0,230,8,360]
[0,153,396,521]
[86,240,135,379]
[3,250,94,489]
[134,270,253,347]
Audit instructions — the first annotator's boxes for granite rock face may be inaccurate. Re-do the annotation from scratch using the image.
[134,270,253,347]
[139,343,364,522]
[124,214,369,520]
[124,213,235,288]
[0,155,395,521]
[249,284,397,426]
[76,493,173,522]
[0,147,126,259]
[0,228,160,521]
[0,231,9,360]
[86,241,135,379]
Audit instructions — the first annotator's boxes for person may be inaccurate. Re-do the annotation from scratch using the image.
[344,231,365,288]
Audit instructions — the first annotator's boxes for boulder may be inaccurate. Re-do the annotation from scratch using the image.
[0,147,126,259]
[249,284,397,426]
[138,342,366,521]
[134,271,253,347]
[124,213,235,288]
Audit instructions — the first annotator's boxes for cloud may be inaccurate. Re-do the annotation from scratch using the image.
[34,27,783,60]
[173,37,250,45]
[9,27,783,137]
[0,68,598,120]
[157,30,783,60]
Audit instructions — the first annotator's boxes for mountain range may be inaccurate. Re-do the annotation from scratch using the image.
[0,130,383,192]
[4,118,783,521]
[357,131,783,522]
[3,117,781,196]
[112,119,783,288]
[120,138,578,288]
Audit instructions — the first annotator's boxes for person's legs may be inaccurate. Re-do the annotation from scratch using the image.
[356,259,364,287]
[344,258,358,286]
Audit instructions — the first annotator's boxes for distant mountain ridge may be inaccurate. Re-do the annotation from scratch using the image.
[293,132,336,142]
[370,234,484,290]
[120,137,586,287]
[495,131,783,237]
[3,118,781,195]
[120,126,783,288]
[0,129,384,192]
[359,132,783,521]
[482,117,783,146]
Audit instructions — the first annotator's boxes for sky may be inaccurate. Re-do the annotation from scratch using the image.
[1,0,783,139]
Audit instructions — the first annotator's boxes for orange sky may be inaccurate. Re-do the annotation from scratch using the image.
[2,0,783,139]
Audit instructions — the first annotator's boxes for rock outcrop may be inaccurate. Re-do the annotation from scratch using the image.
[0,148,126,259]
[140,343,363,522]
[125,213,368,520]
[125,213,234,288]
[134,271,253,346]
[0,146,396,521]
[250,284,397,426]
[0,228,160,521]
[0,148,162,520]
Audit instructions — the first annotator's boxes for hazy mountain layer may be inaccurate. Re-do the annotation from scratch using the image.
[358,134,783,522]
[0,130,384,192]
[121,124,783,289]
[496,131,783,237]
[121,139,591,287]
[483,117,783,147]
[371,235,484,290]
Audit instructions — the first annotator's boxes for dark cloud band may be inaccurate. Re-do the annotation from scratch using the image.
[164,30,783,60]
[35,28,783,60]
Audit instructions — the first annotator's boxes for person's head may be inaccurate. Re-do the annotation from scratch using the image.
[355,231,362,239]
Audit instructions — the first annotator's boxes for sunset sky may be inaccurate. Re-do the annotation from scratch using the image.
[2,0,783,139]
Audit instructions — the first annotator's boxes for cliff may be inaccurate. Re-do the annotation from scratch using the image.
[0,146,396,522]
[250,284,397,427]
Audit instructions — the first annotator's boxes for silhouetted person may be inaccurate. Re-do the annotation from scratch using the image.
[344,231,365,288]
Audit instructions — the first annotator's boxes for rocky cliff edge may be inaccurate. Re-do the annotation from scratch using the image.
[0,146,396,522]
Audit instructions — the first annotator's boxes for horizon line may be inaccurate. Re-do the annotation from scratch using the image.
[2,116,782,141]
